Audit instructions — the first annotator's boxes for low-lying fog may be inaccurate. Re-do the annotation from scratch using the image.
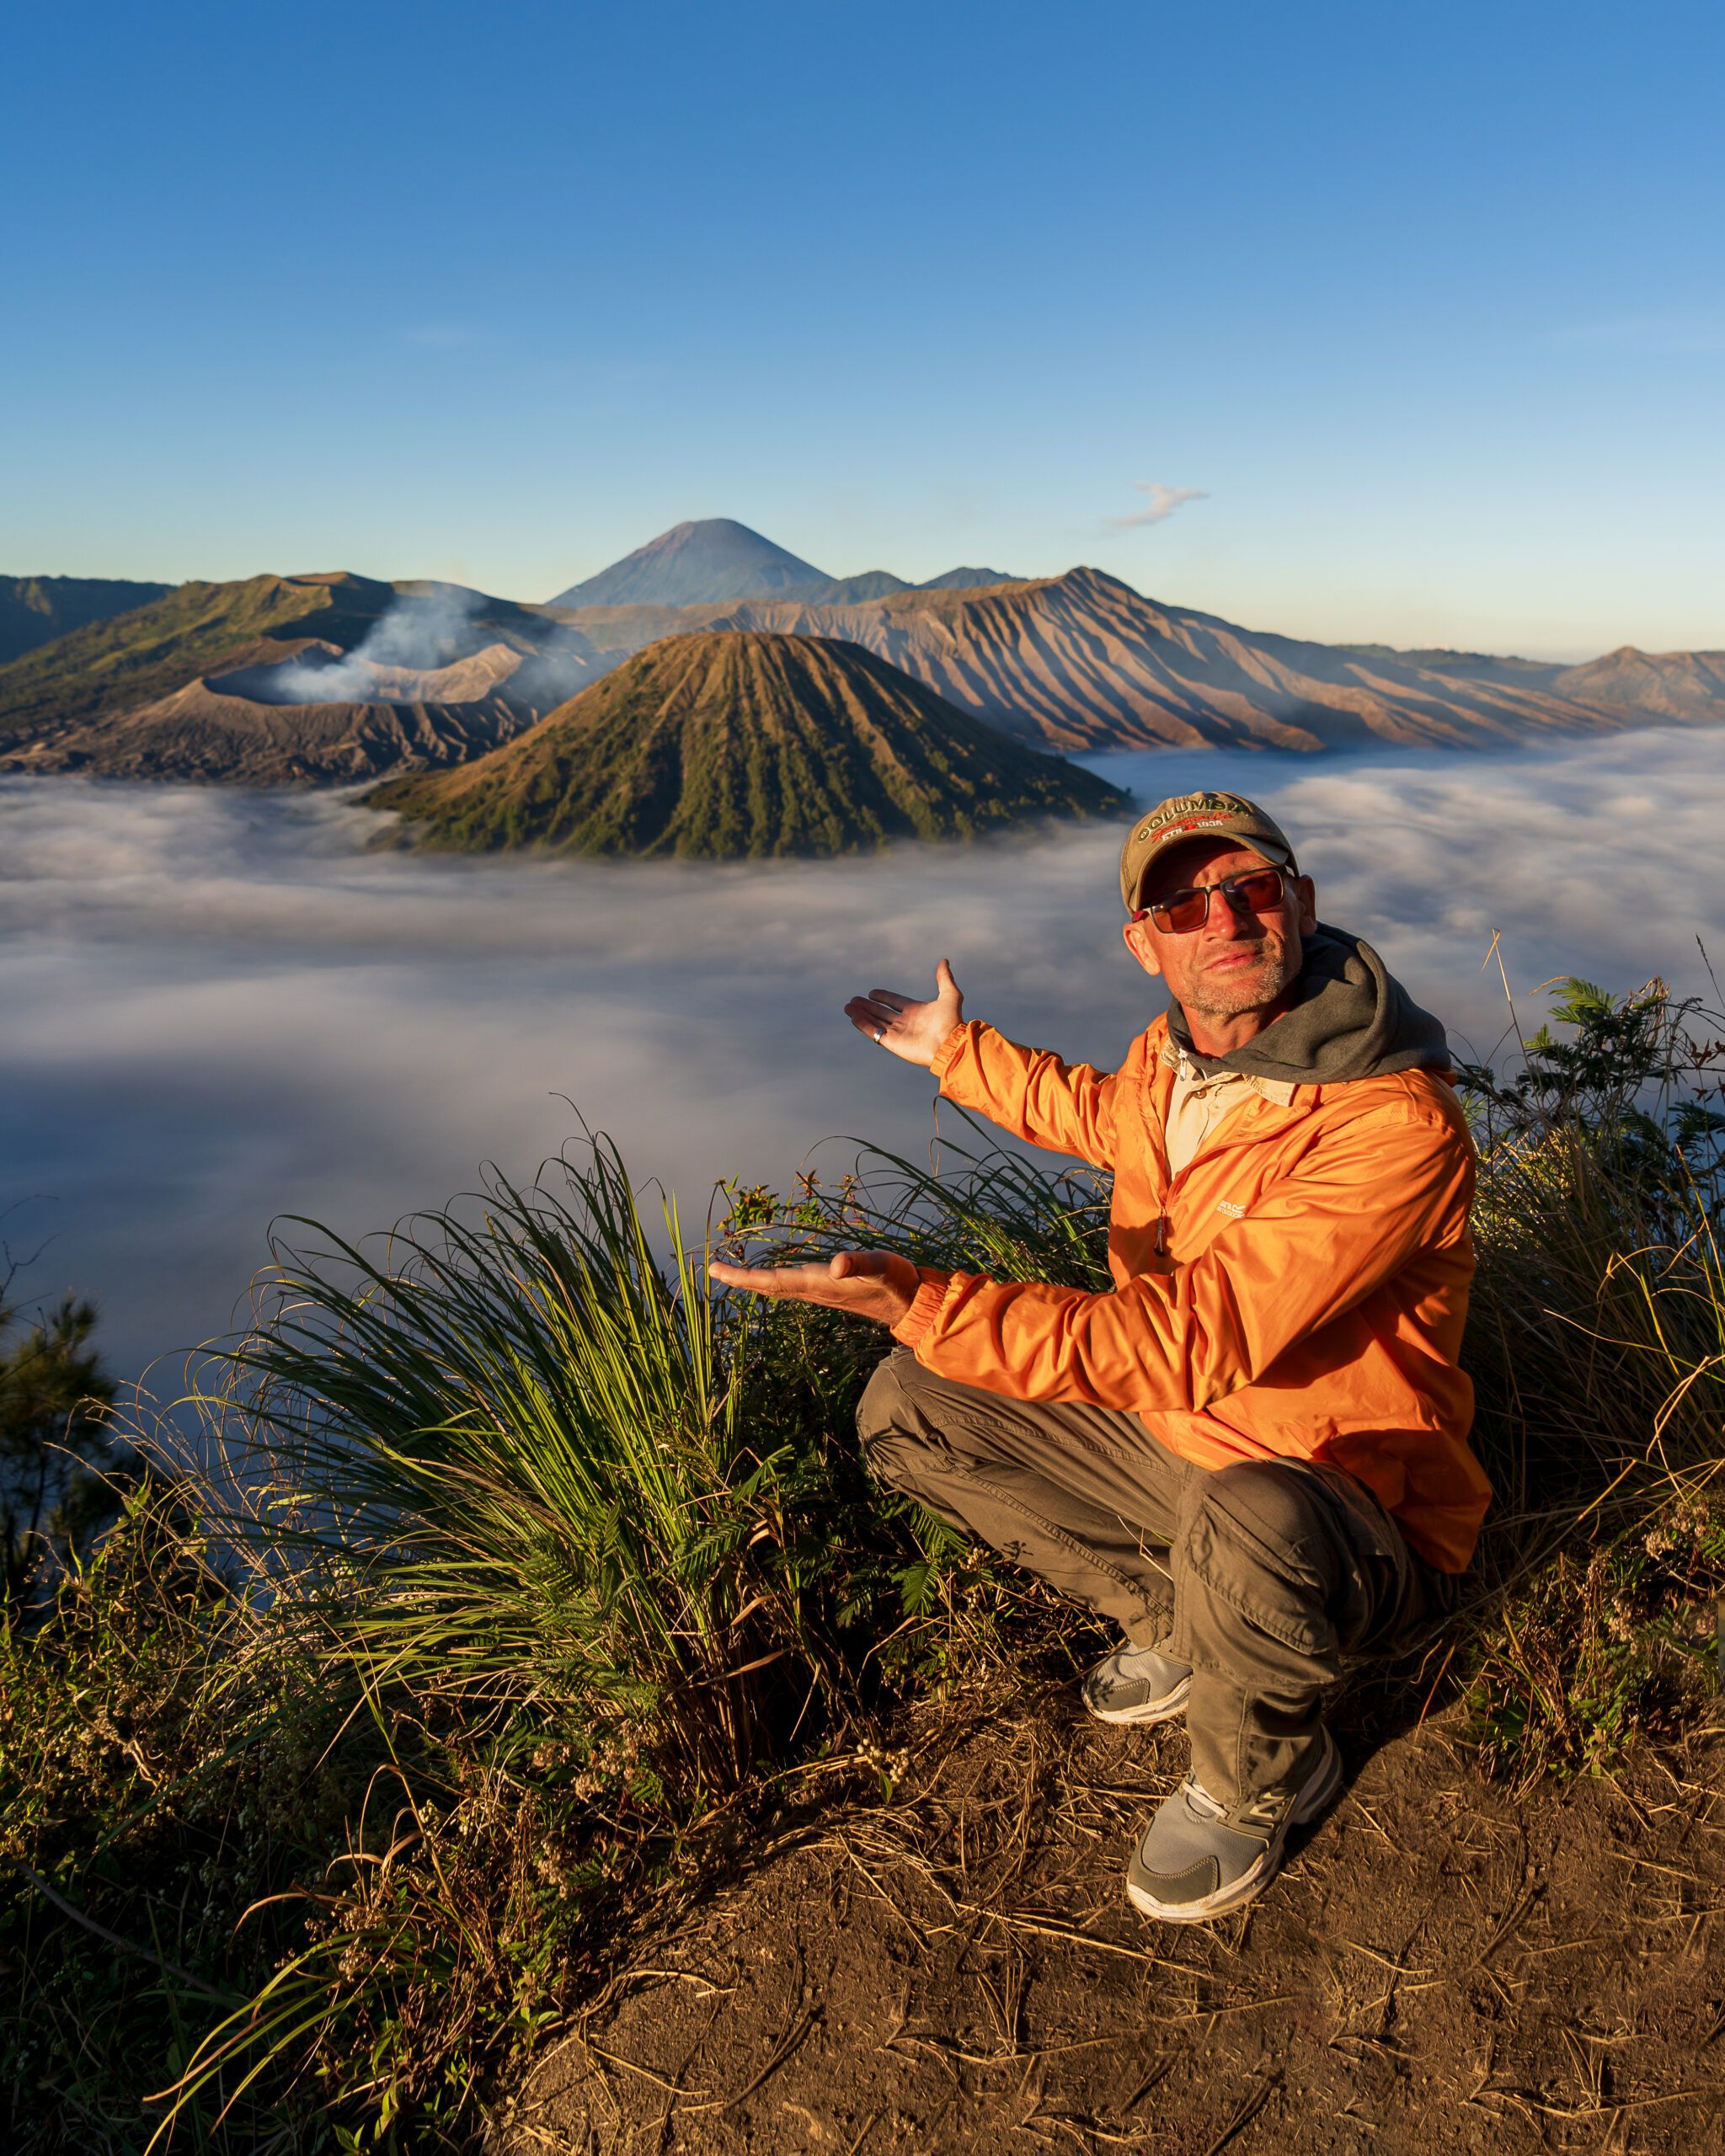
[3,728,1720,1396]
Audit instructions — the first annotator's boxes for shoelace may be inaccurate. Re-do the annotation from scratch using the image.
[1178,1774,1230,1824]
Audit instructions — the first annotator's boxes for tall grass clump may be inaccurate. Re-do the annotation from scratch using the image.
[1455,976,1725,1781]
[208,1136,831,1786]
[138,1136,908,2143]
[134,1125,1114,2139]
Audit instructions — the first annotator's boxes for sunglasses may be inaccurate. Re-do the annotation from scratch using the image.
[1135,866,1288,935]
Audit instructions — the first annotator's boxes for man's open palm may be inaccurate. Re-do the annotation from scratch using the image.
[708,1248,921,1327]
[844,958,964,1067]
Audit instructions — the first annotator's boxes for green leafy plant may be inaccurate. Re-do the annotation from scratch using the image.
[712,1111,1114,1291]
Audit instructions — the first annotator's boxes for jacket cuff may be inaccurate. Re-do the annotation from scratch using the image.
[891,1269,952,1348]
[929,1021,978,1086]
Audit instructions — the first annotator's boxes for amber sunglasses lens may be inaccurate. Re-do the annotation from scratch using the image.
[1148,867,1284,933]
[1150,889,1210,932]
[1230,868,1286,912]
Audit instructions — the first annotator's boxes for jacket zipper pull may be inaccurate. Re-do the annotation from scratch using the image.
[1155,1215,1167,1257]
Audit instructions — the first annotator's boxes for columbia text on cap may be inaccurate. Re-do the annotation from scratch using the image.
[1119,791,1299,914]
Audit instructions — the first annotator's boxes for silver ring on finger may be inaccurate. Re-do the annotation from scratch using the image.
[874,1027,884,1043]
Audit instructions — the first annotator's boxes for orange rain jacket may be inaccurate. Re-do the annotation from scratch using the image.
[892,1016,1493,1573]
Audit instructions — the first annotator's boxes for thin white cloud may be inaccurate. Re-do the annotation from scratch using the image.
[1108,482,1210,531]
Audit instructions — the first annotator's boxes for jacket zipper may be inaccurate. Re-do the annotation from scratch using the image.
[1156,1161,1200,1256]
[1133,1021,1321,1260]
[1151,1091,1321,1258]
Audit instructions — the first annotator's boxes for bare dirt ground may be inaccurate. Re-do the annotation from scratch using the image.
[495,1681,1725,2156]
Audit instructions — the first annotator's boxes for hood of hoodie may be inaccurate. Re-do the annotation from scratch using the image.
[1166,922,1451,1086]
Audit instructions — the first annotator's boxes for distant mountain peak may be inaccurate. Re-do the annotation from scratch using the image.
[549,523,1039,612]
[548,519,835,610]
[916,566,1022,591]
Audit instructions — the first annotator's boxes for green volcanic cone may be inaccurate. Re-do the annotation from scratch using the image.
[366,630,1130,859]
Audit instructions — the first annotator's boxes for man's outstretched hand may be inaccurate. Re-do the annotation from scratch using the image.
[708,1247,921,1328]
[844,958,964,1067]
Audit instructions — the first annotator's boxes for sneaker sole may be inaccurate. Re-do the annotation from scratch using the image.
[1083,1673,1193,1726]
[1124,1731,1343,1924]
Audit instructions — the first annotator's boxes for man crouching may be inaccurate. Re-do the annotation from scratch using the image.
[711,791,1490,1924]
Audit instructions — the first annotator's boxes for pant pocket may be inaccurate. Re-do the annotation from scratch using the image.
[1181,1502,1337,1659]
[1300,1463,1417,1654]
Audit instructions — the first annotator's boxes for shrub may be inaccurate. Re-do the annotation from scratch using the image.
[0,1282,129,1624]
[0,1486,341,2153]
[1455,978,1725,1778]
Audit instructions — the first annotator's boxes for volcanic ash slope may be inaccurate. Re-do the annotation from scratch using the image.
[366,630,1129,859]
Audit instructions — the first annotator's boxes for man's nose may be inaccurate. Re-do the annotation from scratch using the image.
[1205,887,1258,939]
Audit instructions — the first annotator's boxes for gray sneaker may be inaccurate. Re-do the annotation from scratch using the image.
[1125,1728,1343,1924]
[1081,1641,1193,1726]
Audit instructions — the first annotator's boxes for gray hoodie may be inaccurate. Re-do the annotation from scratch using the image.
[1166,923,1451,1086]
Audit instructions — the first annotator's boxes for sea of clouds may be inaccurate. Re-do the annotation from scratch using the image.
[2,727,1721,1393]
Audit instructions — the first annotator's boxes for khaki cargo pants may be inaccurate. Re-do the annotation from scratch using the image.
[857,1350,1458,1816]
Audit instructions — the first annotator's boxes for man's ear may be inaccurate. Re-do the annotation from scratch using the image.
[1292,875,1318,936]
[1122,915,1166,979]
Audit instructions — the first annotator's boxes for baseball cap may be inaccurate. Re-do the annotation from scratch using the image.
[1119,790,1298,914]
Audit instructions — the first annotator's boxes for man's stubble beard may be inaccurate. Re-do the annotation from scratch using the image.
[1181,941,1301,1023]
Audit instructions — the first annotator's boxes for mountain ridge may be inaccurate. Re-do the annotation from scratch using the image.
[0,574,175,664]
[550,567,1724,753]
[3,536,1722,784]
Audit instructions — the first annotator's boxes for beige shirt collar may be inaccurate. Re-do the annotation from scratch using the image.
[1160,1040,1297,1177]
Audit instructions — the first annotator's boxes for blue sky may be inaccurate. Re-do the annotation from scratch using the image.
[5,0,1722,656]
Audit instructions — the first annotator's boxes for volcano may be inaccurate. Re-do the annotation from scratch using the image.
[548,520,836,608]
[546,520,1023,610]
[0,572,606,782]
[366,630,1127,858]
